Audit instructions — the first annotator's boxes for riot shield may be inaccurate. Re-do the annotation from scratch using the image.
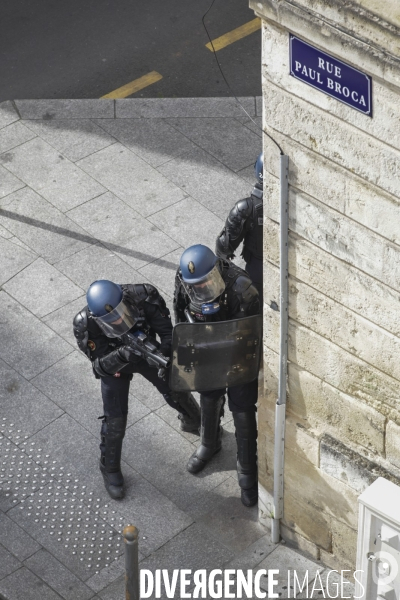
[169,315,262,392]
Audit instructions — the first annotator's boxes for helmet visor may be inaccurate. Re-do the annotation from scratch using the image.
[93,299,139,338]
[184,263,225,304]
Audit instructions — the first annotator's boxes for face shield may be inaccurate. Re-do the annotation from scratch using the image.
[183,263,225,305]
[92,299,139,338]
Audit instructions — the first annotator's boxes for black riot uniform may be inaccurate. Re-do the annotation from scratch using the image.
[216,171,263,302]
[73,281,200,500]
[174,248,260,507]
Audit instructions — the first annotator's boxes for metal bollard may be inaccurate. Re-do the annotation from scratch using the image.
[123,524,139,600]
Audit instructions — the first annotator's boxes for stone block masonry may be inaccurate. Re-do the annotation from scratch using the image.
[251,0,400,570]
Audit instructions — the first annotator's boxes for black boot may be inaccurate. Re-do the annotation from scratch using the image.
[174,392,201,433]
[187,395,225,474]
[99,416,127,500]
[233,411,258,507]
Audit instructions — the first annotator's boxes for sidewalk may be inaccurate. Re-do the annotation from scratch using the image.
[0,98,352,600]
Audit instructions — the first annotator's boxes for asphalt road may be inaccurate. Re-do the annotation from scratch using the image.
[0,0,261,101]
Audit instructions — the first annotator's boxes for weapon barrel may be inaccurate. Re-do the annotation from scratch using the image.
[184,308,195,323]
[125,332,170,369]
[154,353,170,368]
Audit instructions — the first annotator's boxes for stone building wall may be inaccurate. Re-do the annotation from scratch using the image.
[249,0,400,570]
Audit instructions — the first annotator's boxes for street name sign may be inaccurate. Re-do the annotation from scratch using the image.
[289,35,372,116]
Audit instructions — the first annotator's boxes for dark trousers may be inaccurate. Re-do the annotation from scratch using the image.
[202,377,258,413]
[100,360,173,418]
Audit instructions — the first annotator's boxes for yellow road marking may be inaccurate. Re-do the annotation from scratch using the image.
[205,18,261,52]
[101,71,163,99]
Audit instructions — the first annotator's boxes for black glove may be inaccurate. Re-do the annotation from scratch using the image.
[159,343,171,359]
[117,345,142,363]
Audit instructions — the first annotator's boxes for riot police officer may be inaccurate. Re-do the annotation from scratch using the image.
[216,152,263,301]
[174,245,260,507]
[73,280,200,500]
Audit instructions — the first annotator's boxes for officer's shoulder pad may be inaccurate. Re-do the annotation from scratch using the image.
[143,283,159,299]
[122,283,147,304]
[235,197,252,215]
[143,284,167,308]
[232,274,253,293]
[73,307,88,330]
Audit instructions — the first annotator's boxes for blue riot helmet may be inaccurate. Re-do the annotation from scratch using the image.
[180,245,225,313]
[86,280,139,338]
[254,152,263,184]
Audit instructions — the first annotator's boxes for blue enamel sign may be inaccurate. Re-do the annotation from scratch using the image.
[289,35,372,116]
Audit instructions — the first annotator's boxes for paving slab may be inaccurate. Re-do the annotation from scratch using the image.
[0,359,63,442]
[15,99,115,120]
[53,243,147,292]
[3,258,83,318]
[238,115,263,139]
[0,101,20,130]
[0,222,14,239]
[0,432,55,513]
[0,512,41,562]
[138,247,182,299]
[94,118,195,168]
[23,120,116,162]
[26,414,193,559]
[156,145,250,220]
[0,567,63,600]
[166,117,261,172]
[115,97,257,118]
[0,138,106,213]
[0,292,73,380]
[67,192,180,270]
[42,295,87,348]
[122,413,230,511]
[24,550,94,600]
[155,402,199,442]
[76,143,186,217]
[184,475,242,521]
[237,160,258,185]
[7,480,125,582]
[0,544,21,581]
[30,351,151,437]
[84,555,125,594]
[132,523,235,600]
[25,414,105,480]
[295,566,355,598]
[224,534,277,571]
[255,544,323,598]
[196,487,266,554]
[0,235,36,285]
[96,574,125,600]
[0,187,93,264]
[0,164,25,198]
[148,196,223,249]
[129,373,171,411]
[6,235,35,253]
[0,122,36,155]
